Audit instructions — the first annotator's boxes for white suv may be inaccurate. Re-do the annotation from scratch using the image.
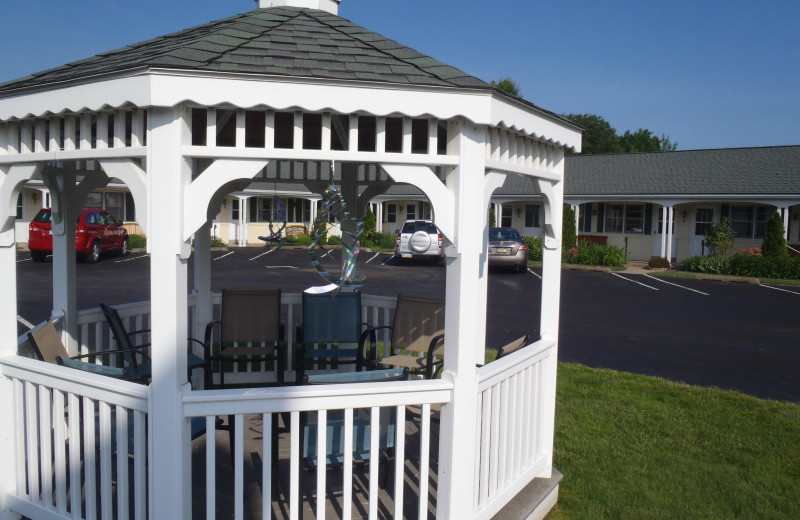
[394,220,444,264]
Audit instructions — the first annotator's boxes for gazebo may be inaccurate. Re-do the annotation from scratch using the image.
[0,1,581,519]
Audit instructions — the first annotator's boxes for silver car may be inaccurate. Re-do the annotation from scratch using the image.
[394,220,444,264]
[488,227,528,273]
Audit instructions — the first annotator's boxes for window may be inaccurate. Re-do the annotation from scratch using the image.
[525,205,540,228]
[406,204,416,220]
[85,192,103,208]
[624,204,644,233]
[605,204,624,233]
[231,199,240,221]
[104,192,124,221]
[576,204,588,232]
[387,203,397,224]
[501,206,512,227]
[420,202,432,220]
[604,203,645,234]
[695,209,714,235]
[730,205,771,239]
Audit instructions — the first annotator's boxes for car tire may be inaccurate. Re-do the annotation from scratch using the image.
[409,231,432,253]
[86,241,101,263]
[118,237,129,257]
[30,251,47,262]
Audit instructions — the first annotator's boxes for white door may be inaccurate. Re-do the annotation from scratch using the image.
[690,207,715,256]
[652,207,678,259]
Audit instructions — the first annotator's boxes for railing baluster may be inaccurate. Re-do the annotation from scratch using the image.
[343,408,354,519]
[83,396,98,520]
[24,382,40,502]
[206,416,217,520]
[393,405,406,519]
[54,389,68,513]
[316,409,327,520]
[419,403,431,520]
[262,412,272,519]
[368,406,379,520]
[235,414,244,520]
[39,385,53,507]
[116,405,130,520]
[100,401,113,519]
[69,393,82,518]
[133,410,146,520]
[289,411,300,520]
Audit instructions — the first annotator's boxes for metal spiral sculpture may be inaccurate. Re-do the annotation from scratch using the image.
[257,195,289,250]
[308,185,364,290]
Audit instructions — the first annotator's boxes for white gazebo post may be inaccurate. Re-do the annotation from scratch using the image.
[148,106,192,519]
[437,118,486,517]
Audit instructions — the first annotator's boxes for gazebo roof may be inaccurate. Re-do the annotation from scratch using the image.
[0,6,490,94]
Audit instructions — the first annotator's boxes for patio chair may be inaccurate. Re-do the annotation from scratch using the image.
[100,302,210,386]
[361,294,446,379]
[28,321,147,383]
[495,334,529,359]
[296,290,368,385]
[203,288,286,388]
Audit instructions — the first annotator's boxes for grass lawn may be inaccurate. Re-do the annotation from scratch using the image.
[548,363,800,519]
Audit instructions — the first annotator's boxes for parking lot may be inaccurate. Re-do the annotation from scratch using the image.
[16,247,800,402]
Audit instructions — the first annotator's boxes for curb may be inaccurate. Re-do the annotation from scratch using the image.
[696,274,760,284]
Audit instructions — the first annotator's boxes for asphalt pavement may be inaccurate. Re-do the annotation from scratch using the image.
[14,247,800,402]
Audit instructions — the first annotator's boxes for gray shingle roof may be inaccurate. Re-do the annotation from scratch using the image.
[0,6,491,93]
[563,146,800,197]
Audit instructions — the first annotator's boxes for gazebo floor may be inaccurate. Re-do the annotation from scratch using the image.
[191,412,439,520]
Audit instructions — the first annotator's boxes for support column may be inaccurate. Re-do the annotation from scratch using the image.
[376,201,383,232]
[239,196,247,246]
[660,205,668,259]
[148,106,192,520]
[193,220,212,387]
[781,207,789,241]
[666,206,675,265]
[437,119,485,518]
[572,204,580,238]
[0,183,20,520]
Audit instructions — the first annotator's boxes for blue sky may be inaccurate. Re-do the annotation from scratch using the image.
[1,0,798,151]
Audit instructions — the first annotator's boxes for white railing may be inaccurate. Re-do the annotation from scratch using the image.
[184,378,452,520]
[75,293,399,386]
[473,337,557,520]
[0,355,149,520]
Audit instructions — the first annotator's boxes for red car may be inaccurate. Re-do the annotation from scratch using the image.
[28,208,129,263]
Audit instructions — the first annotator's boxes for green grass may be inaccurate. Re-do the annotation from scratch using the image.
[549,363,800,519]
[649,268,800,287]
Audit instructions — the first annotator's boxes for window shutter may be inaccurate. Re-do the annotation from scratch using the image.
[597,203,605,232]
[644,203,653,234]
[721,204,730,221]
[249,198,257,222]
[583,203,592,232]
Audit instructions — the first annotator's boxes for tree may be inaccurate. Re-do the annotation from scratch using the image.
[489,207,496,228]
[563,113,622,155]
[562,204,577,250]
[761,211,788,258]
[491,77,522,97]
[705,218,736,256]
[563,113,678,155]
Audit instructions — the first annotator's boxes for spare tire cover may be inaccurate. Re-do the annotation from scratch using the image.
[409,230,432,252]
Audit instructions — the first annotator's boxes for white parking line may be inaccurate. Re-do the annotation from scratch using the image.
[249,249,275,261]
[321,249,334,259]
[213,252,234,261]
[611,272,659,291]
[17,315,35,330]
[265,266,298,270]
[527,268,542,279]
[115,254,149,263]
[643,274,709,295]
[17,257,32,263]
[760,284,800,295]
[364,252,381,264]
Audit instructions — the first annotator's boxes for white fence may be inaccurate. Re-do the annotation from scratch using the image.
[0,355,149,520]
[473,337,557,520]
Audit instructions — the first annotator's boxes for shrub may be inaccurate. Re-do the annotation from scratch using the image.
[648,256,670,269]
[731,253,800,279]
[210,235,226,248]
[129,234,146,249]
[705,219,736,256]
[523,236,543,261]
[565,242,626,267]
[761,211,788,259]
[489,207,496,228]
[361,231,396,250]
[681,255,732,274]
[294,234,312,246]
[562,204,577,250]
[327,235,342,245]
